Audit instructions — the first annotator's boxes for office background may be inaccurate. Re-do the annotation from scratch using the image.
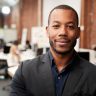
[0,0,96,96]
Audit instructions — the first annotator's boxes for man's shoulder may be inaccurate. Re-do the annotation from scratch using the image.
[79,56,96,69]
[74,54,96,75]
[21,53,49,69]
[79,57,96,75]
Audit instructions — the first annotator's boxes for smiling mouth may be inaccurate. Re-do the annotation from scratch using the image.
[56,39,70,46]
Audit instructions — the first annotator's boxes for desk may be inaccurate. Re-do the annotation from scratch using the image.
[8,66,18,77]
[20,49,35,61]
[0,49,36,77]
[0,52,8,60]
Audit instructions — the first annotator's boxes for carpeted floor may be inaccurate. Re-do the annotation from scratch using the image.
[0,78,11,96]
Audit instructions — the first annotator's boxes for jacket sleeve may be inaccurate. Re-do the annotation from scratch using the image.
[9,63,27,96]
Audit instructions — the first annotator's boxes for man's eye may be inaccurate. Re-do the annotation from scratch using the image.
[67,25,75,30]
[52,25,60,29]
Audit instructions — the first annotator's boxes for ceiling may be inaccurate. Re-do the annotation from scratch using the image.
[0,0,19,7]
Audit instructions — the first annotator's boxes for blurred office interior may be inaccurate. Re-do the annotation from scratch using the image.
[0,0,96,96]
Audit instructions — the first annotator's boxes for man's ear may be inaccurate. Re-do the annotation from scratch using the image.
[76,27,80,39]
[46,26,49,37]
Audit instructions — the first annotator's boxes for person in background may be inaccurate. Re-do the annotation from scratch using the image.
[7,40,20,67]
[0,39,5,52]
[25,40,31,49]
[9,5,96,96]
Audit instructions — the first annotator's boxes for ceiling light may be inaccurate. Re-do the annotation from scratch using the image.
[1,6,11,15]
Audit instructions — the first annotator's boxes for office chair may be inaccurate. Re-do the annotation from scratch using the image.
[0,59,8,79]
[0,59,11,91]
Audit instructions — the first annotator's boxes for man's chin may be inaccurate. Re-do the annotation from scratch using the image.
[49,40,76,55]
[54,48,73,55]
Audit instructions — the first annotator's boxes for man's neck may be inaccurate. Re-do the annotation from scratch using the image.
[50,48,74,72]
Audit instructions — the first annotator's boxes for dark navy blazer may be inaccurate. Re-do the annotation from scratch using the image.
[10,51,96,96]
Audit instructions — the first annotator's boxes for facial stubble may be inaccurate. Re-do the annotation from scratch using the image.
[49,39,76,55]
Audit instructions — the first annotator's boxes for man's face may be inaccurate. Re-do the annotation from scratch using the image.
[46,9,80,54]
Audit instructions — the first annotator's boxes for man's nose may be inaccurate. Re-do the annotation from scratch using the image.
[59,26,68,35]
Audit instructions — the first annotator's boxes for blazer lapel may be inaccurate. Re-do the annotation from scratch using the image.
[62,57,83,96]
[38,52,55,96]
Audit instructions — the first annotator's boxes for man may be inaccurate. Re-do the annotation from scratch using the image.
[10,5,96,96]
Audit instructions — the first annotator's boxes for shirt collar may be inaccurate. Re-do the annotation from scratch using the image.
[48,50,77,71]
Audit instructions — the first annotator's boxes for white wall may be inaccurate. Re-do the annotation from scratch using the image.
[43,0,81,26]
[0,28,17,43]
[43,0,81,51]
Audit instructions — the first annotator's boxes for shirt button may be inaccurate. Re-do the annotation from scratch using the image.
[58,76,60,79]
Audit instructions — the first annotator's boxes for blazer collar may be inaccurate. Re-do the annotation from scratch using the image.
[38,51,56,96]
[41,51,83,96]
[62,53,83,96]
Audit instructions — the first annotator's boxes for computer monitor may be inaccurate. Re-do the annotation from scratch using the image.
[78,52,89,61]
[0,59,8,69]
[3,46,10,54]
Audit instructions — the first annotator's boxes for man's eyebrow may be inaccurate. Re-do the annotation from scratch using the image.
[66,21,76,24]
[52,21,60,24]
[66,22,78,26]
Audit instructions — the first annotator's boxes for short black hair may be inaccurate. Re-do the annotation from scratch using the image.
[48,5,79,25]
[13,40,19,45]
